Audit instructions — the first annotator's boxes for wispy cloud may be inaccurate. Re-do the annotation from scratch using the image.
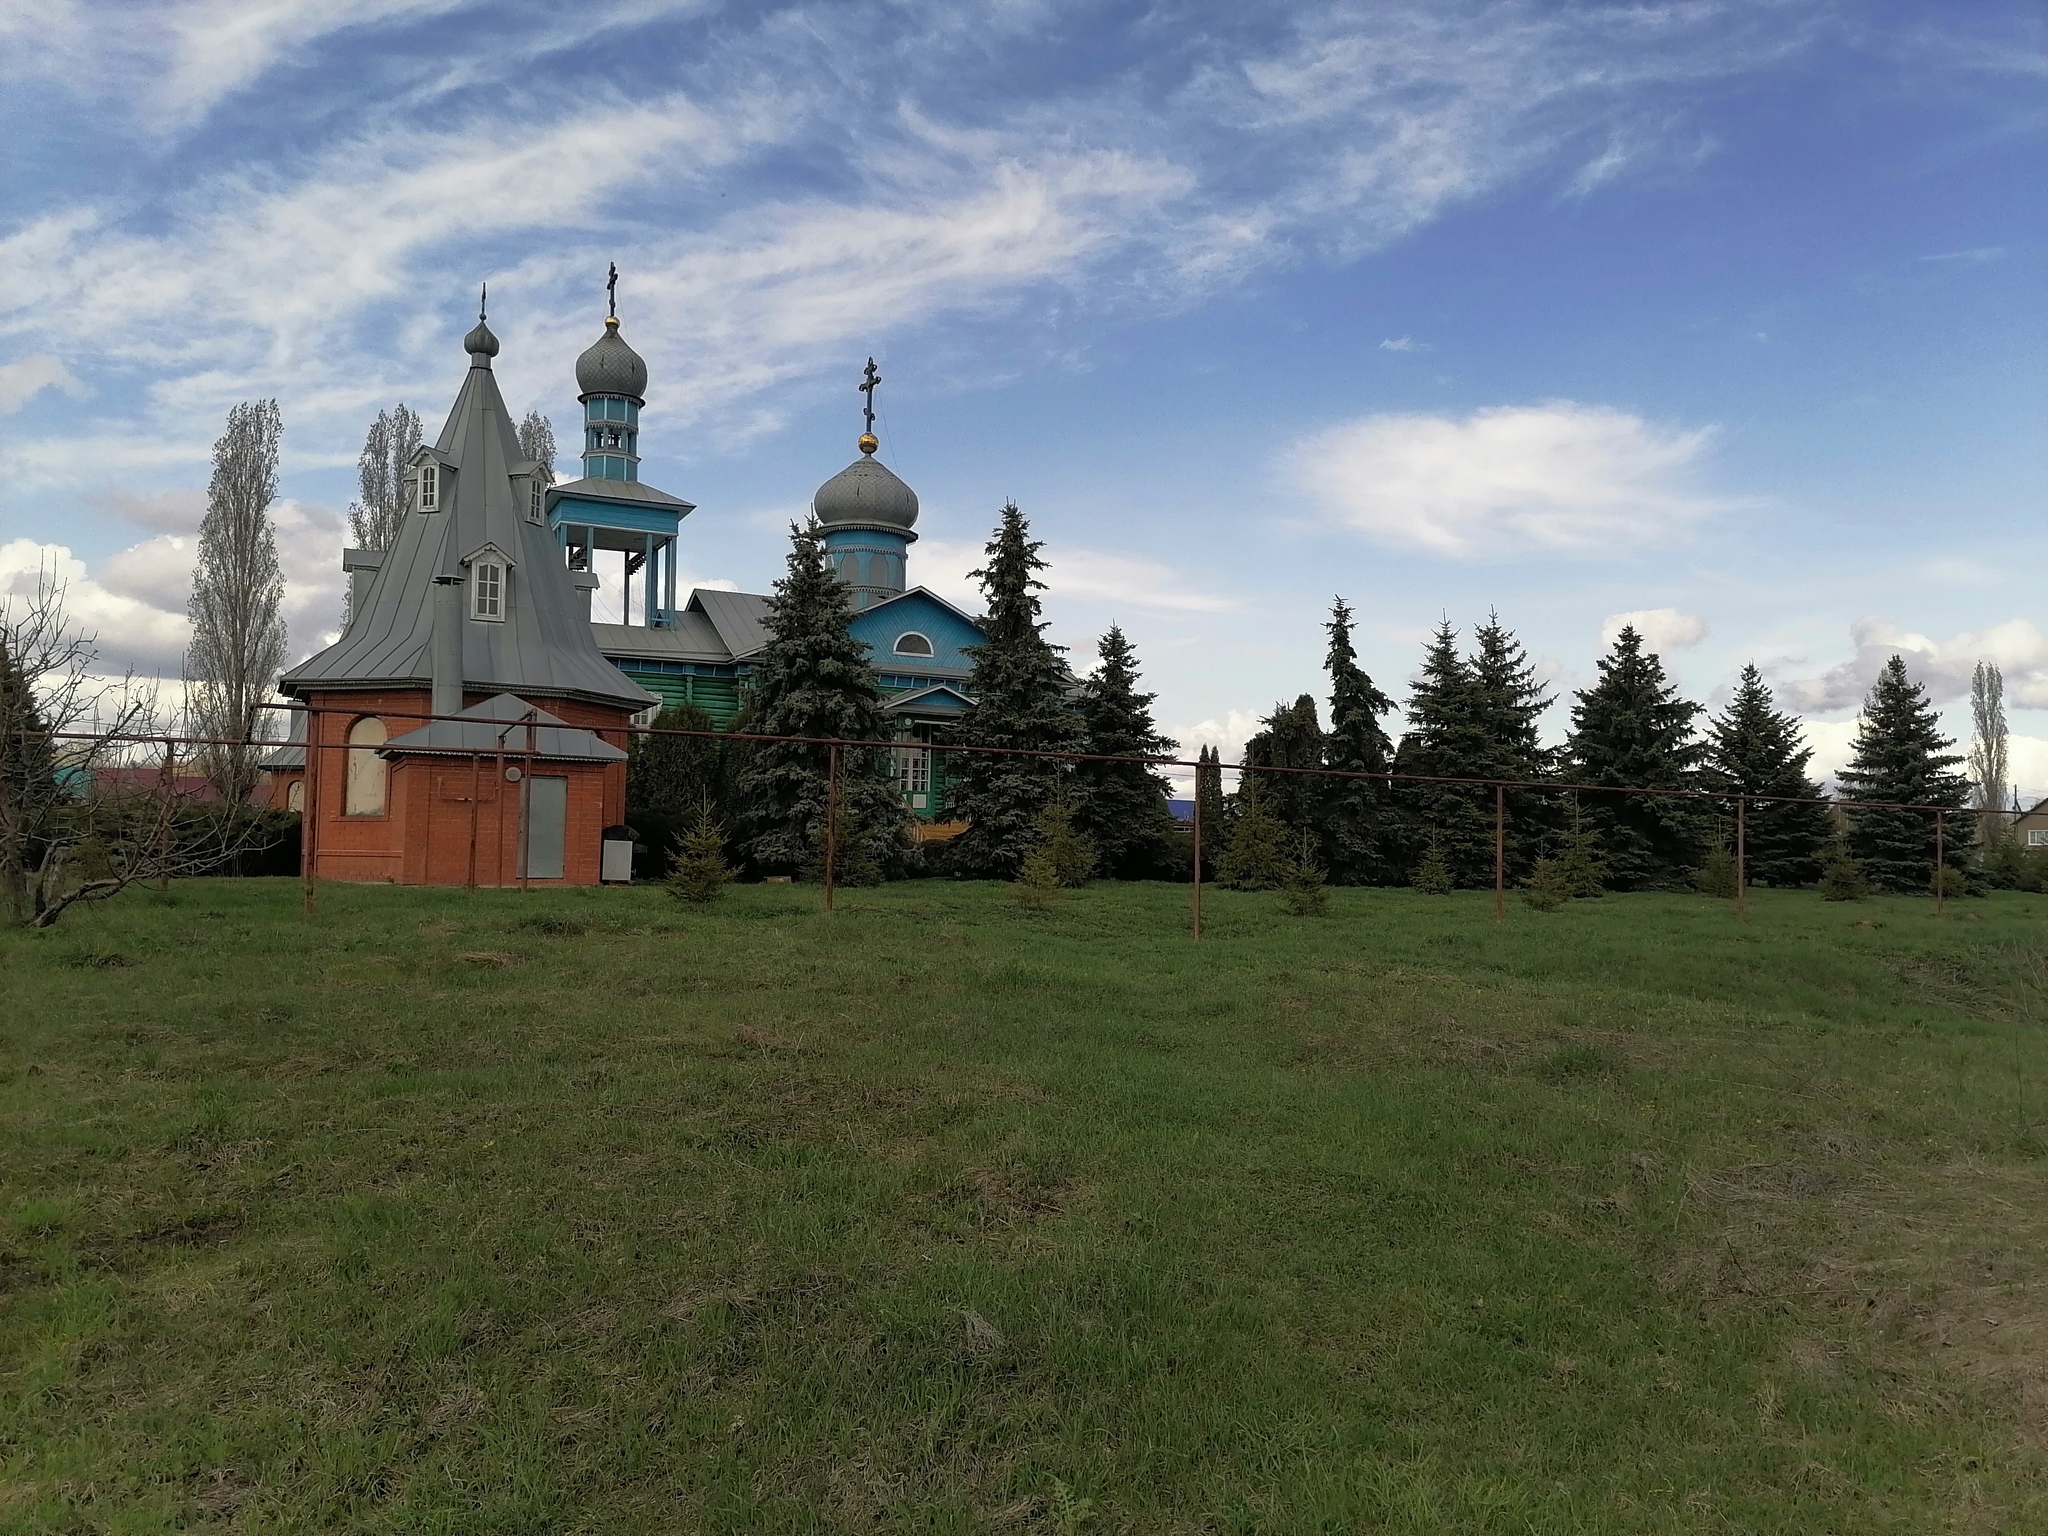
[0,354,84,413]
[1602,607,1708,654]
[1776,615,2048,715]
[1288,401,1730,558]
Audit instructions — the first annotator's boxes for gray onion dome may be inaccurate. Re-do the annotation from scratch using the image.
[463,316,500,359]
[813,448,919,531]
[575,316,647,401]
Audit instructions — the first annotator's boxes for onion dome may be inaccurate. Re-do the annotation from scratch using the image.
[576,316,648,401]
[463,316,499,359]
[813,437,919,531]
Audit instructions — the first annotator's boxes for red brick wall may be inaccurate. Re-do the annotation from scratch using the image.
[296,689,633,886]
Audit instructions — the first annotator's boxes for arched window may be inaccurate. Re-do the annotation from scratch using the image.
[893,632,934,657]
[344,717,388,816]
[285,778,304,812]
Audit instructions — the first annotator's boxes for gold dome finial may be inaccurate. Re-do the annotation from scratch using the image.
[858,432,879,455]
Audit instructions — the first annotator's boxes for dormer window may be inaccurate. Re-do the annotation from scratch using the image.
[528,479,544,523]
[893,632,934,657]
[472,560,504,620]
[419,463,440,511]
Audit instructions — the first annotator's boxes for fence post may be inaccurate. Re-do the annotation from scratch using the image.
[158,737,175,892]
[1493,784,1504,923]
[1191,779,1203,942]
[1735,795,1747,919]
[1935,808,1946,916]
[466,751,481,892]
[824,744,840,913]
[301,706,318,916]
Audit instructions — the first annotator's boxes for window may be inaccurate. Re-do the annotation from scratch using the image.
[529,479,544,523]
[418,462,439,511]
[2028,829,2048,848]
[472,561,504,620]
[344,718,388,816]
[893,745,930,796]
[893,632,934,657]
[285,778,304,812]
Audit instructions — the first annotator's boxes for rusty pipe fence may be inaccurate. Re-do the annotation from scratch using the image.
[31,696,2026,936]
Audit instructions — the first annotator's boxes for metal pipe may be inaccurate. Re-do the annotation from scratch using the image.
[431,576,463,719]
[824,744,840,912]
[158,737,174,891]
[1735,796,1747,919]
[1191,775,1203,942]
[301,705,318,916]
[466,751,480,892]
[1936,809,1946,915]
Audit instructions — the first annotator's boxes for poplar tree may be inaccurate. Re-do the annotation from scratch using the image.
[1242,696,1324,845]
[947,503,1082,879]
[1469,610,1555,882]
[1194,745,1225,878]
[518,410,557,484]
[1322,597,1396,884]
[1702,665,1831,886]
[1969,661,2010,848]
[738,521,907,881]
[1564,625,1705,890]
[1073,624,1178,879]
[347,403,423,552]
[187,399,287,805]
[1837,654,1973,891]
[1393,621,1493,884]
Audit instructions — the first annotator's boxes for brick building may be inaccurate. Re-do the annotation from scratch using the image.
[268,306,657,886]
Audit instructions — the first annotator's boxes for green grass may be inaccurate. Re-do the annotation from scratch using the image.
[4,878,2047,1533]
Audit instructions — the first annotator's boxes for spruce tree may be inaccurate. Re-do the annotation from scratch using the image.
[1469,611,1555,882]
[628,702,735,877]
[948,503,1083,878]
[1194,746,1225,879]
[738,521,908,880]
[1393,621,1493,885]
[1702,665,1831,887]
[1564,626,1705,890]
[665,805,731,904]
[1242,696,1325,845]
[1322,598,1397,885]
[1215,777,1292,891]
[1836,654,1973,891]
[1073,625,1178,879]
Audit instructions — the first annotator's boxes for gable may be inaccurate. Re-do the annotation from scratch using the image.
[849,589,984,674]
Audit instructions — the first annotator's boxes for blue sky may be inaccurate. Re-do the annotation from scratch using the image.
[2,1,2043,792]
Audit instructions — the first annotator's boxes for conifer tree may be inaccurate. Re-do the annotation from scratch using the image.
[665,805,731,904]
[1279,831,1329,916]
[1393,621,1493,884]
[1837,655,1973,891]
[738,521,908,880]
[1242,696,1325,844]
[1469,611,1555,881]
[1026,793,1096,889]
[1321,598,1397,884]
[1194,746,1225,879]
[1564,626,1705,890]
[948,503,1082,878]
[1215,776,1291,891]
[1702,665,1830,886]
[628,702,735,877]
[1073,625,1178,879]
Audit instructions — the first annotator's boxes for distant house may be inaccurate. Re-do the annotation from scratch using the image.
[2015,798,2048,850]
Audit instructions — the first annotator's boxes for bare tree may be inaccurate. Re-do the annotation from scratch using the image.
[2,572,268,928]
[1970,659,2011,846]
[347,403,423,552]
[187,399,288,805]
[518,409,557,484]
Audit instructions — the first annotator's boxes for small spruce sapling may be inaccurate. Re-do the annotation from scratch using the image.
[1693,843,1739,898]
[1523,858,1570,912]
[1035,794,1096,889]
[1554,806,1607,897]
[1215,781,1291,891]
[666,805,730,904]
[1819,826,1869,901]
[1279,832,1329,916]
[1412,837,1453,895]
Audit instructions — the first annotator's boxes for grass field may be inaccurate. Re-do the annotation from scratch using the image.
[4,877,2047,1534]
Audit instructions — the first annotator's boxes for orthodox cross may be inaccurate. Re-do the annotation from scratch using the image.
[478,282,487,320]
[607,263,619,319]
[859,357,881,433]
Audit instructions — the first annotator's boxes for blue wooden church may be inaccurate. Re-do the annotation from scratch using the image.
[543,304,983,825]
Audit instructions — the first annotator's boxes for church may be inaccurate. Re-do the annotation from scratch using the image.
[267,294,987,885]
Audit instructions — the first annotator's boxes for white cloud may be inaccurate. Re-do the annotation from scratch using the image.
[1378,336,1422,352]
[1602,607,1708,654]
[911,536,1231,617]
[95,487,209,534]
[0,538,190,675]
[1289,401,1728,557]
[0,354,83,413]
[1776,616,2048,715]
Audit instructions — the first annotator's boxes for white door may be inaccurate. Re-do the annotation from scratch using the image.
[519,775,569,880]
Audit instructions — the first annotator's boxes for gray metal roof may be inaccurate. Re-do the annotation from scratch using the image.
[549,476,694,511]
[590,588,773,665]
[380,693,627,763]
[814,450,919,532]
[281,323,656,712]
[693,588,773,658]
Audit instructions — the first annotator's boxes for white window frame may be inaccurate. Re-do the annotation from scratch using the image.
[472,560,505,621]
[2028,829,2048,848]
[893,631,934,657]
[893,745,930,796]
[528,479,545,523]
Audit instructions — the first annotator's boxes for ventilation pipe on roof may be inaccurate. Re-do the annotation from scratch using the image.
[571,569,601,624]
[431,575,464,719]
